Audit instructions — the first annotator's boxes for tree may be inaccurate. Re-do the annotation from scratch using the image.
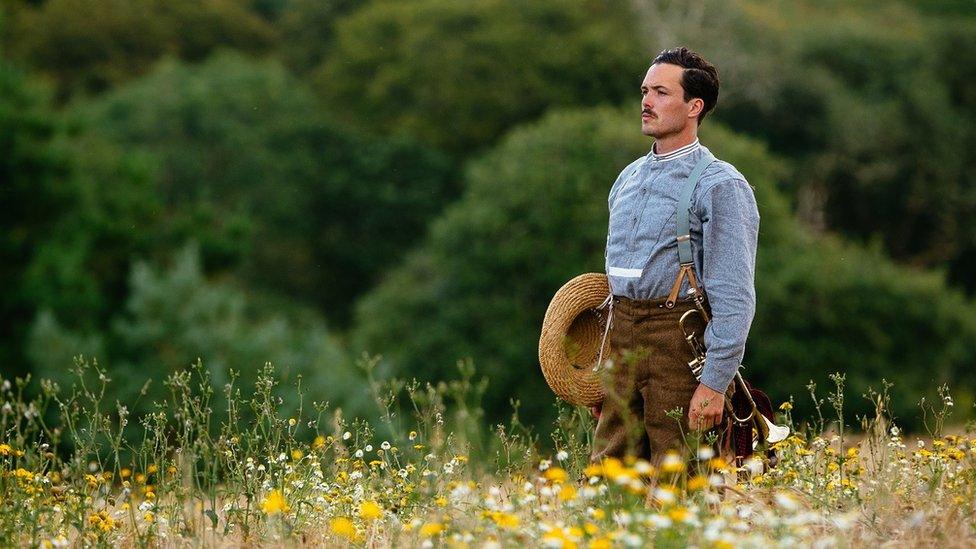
[313,0,647,157]
[276,0,363,75]
[78,51,456,324]
[0,63,76,377]
[5,0,276,100]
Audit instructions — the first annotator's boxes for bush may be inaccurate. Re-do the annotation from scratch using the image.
[28,244,368,423]
[76,51,456,324]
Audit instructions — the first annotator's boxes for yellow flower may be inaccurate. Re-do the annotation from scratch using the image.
[557,485,577,501]
[143,512,154,523]
[135,473,146,484]
[260,490,291,515]
[660,452,686,474]
[147,464,158,474]
[668,506,691,523]
[288,418,297,427]
[590,537,613,549]
[602,458,636,482]
[488,511,519,529]
[120,468,132,479]
[291,449,304,461]
[542,528,578,548]
[312,436,326,449]
[88,511,117,532]
[330,517,357,540]
[779,401,793,411]
[544,467,568,483]
[419,522,445,537]
[583,462,603,477]
[584,523,599,535]
[359,500,383,521]
[435,496,448,507]
[687,475,709,491]
[0,443,10,455]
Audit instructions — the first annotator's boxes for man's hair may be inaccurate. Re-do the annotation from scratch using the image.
[651,47,720,125]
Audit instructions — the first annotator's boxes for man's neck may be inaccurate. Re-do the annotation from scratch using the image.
[652,131,699,155]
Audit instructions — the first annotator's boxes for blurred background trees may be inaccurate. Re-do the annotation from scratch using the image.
[2,0,974,433]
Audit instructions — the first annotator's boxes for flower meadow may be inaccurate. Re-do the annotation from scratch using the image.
[1,358,975,548]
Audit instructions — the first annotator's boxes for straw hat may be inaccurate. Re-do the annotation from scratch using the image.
[538,272,614,406]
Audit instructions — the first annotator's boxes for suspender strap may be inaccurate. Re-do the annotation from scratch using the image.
[677,153,715,264]
[665,152,715,308]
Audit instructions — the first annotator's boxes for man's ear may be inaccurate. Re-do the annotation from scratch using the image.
[688,98,704,120]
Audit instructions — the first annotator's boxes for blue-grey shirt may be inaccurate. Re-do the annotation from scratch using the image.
[604,138,760,393]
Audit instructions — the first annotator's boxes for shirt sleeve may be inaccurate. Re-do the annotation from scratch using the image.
[695,177,760,393]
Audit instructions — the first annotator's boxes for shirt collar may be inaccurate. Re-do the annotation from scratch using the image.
[650,138,701,162]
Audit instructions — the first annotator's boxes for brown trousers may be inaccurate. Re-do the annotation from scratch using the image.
[590,294,713,464]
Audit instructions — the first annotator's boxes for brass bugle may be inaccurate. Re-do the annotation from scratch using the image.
[679,288,790,447]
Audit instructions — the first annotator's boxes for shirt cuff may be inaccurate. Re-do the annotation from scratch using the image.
[699,357,737,394]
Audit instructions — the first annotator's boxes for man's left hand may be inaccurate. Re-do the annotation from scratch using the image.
[688,383,724,431]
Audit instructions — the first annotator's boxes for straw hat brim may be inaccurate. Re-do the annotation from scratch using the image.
[538,272,613,406]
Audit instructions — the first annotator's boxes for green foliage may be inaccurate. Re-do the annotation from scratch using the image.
[313,0,647,157]
[276,0,363,74]
[0,60,194,380]
[77,51,456,324]
[752,231,976,429]
[6,0,276,100]
[351,106,976,430]
[0,63,75,377]
[28,244,368,421]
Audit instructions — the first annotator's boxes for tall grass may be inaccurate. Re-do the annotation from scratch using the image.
[1,356,974,547]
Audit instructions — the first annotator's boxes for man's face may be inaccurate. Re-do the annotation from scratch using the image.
[640,63,699,139]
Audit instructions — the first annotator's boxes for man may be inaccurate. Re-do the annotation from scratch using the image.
[590,47,760,463]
